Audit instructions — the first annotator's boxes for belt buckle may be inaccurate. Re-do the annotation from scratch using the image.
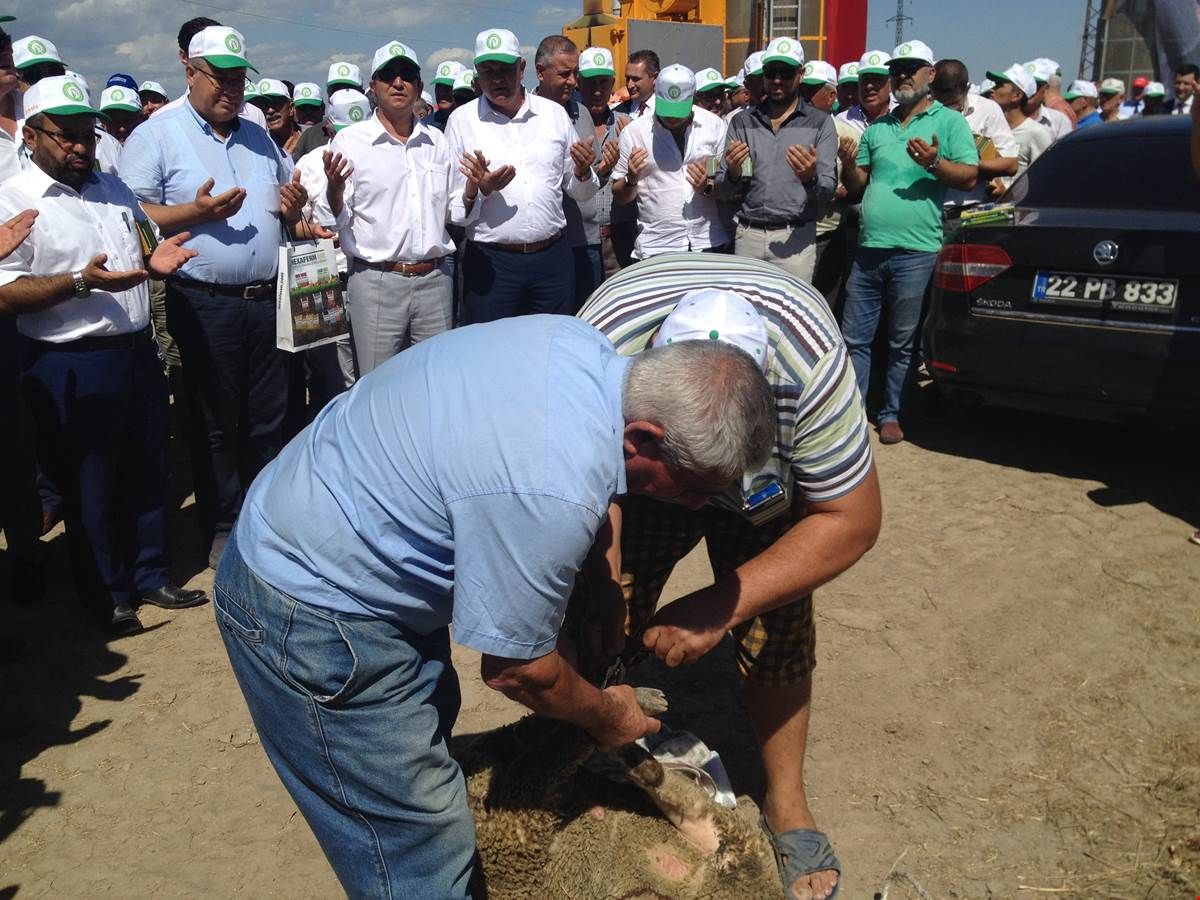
[242,284,258,300]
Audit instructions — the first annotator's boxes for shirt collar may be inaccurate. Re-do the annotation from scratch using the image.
[606,354,631,495]
[480,90,534,122]
[884,98,944,124]
[366,110,432,146]
[22,160,97,198]
[184,97,241,139]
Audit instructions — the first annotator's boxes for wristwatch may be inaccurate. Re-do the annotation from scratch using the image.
[71,270,89,298]
[925,155,941,173]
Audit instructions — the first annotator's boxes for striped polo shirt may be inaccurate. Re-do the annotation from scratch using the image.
[579,253,872,523]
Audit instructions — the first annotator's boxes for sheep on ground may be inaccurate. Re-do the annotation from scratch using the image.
[453,688,785,900]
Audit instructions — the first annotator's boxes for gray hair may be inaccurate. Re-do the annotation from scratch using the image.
[1047,73,1062,91]
[623,341,775,482]
[535,35,577,68]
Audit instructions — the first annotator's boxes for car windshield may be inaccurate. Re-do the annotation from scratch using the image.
[1006,131,1200,211]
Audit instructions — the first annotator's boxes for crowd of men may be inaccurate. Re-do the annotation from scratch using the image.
[1,11,1197,900]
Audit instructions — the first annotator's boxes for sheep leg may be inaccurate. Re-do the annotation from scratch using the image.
[616,744,722,856]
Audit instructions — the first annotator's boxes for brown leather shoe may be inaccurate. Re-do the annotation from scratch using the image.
[878,421,905,445]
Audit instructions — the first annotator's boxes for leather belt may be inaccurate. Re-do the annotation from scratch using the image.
[738,217,812,230]
[476,231,563,254]
[353,256,444,277]
[34,326,154,352]
[169,276,275,300]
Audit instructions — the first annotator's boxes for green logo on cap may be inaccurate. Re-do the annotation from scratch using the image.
[349,106,364,122]
[667,85,681,99]
[849,63,858,74]
[63,82,84,102]
[706,70,718,80]
[1026,62,1037,72]
[440,64,451,75]
[225,34,242,54]
[389,42,404,57]
[337,64,350,77]
[112,88,125,100]
[869,53,881,65]
[778,40,791,52]
[593,52,605,65]
[803,63,814,75]
[301,86,312,97]
[486,33,502,50]
[259,79,270,93]
[27,39,46,55]
[899,43,912,55]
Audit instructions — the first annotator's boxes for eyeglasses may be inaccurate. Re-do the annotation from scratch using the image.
[29,124,97,149]
[193,65,247,91]
[762,64,798,82]
[373,65,421,85]
[888,61,927,78]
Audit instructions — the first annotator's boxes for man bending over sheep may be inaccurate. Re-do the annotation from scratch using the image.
[212,314,776,897]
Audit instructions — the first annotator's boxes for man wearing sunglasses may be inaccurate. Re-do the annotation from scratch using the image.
[316,40,456,375]
[120,26,310,571]
[840,40,978,446]
[0,76,205,634]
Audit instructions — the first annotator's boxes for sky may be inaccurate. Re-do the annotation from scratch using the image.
[8,0,1090,101]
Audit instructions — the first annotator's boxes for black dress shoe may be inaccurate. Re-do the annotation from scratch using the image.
[139,585,209,610]
[111,604,144,636]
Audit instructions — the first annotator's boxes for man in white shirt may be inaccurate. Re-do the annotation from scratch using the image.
[1023,59,1072,140]
[836,50,894,134]
[989,65,1052,178]
[612,64,729,259]
[611,49,659,267]
[0,77,207,634]
[319,41,456,374]
[445,28,598,323]
[931,59,1019,204]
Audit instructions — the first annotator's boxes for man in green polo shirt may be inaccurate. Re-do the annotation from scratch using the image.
[840,39,978,445]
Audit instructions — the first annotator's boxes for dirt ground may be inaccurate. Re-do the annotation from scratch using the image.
[2,400,1198,899]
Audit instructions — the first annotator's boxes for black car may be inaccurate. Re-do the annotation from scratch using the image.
[923,116,1200,428]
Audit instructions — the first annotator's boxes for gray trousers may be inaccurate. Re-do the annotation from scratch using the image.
[734,220,818,284]
[346,260,453,376]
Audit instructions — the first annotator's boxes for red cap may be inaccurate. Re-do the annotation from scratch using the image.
[1132,76,1150,88]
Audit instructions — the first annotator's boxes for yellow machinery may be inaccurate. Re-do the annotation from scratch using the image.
[563,0,753,88]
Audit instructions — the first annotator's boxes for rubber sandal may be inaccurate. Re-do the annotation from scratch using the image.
[760,816,841,900]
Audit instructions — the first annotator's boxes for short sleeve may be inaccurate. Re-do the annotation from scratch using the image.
[855,127,872,168]
[0,188,34,286]
[613,126,634,180]
[941,113,980,165]
[790,347,874,503]
[447,491,602,659]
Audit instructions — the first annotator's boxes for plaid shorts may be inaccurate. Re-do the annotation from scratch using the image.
[620,494,816,687]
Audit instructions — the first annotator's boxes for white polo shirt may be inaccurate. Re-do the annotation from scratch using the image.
[313,113,455,265]
[613,106,729,259]
[445,91,599,244]
[1036,104,1072,141]
[944,94,1019,206]
[0,165,157,342]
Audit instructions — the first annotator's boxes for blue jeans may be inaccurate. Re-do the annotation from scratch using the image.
[214,530,476,898]
[841,247,938,424]
[574,244,602,309]
[461,237,576,323]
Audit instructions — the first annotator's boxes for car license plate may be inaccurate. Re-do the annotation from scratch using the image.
[1031,271,1179,313]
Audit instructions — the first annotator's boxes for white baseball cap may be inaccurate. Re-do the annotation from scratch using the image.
[858,49,891,76]
[1099,77,1126,95]
[655,63,696,117]
[580,46,615,79]
[474,28,521,66]
[188,26,257,73]
[293,82,323,107]
[651,289,770,371]
[979,77,996,94]
[420,89,433,106]
[762,36,804,69]
[1063,79,1099,100]
[13,35,62,70]
[987,63,1037,99]
[741,51,765,78]
[1144,80,1166,98]
[694,67,726,93]
[371,40,420,78]
[99,85,142,114]
[837,62,860,84]
[138,80,168,100]
[243,77,260,100]
[889,40,934,67]
[22,75,100,118]
[1027,58,1061,84]
[802,60,837,88]
[453,69,477,93]
[327,61,363,89]
[328,88,371,131]
[255,78,290,100]
[64,70,90,95]
[725,74,743,90]
[432,60,466,87]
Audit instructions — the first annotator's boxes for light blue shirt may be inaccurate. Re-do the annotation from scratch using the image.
[119,100,292,284]
[235,316,630,659]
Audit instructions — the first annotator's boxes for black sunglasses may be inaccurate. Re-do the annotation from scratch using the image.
[374,64,421,85]
[888,61,927,77]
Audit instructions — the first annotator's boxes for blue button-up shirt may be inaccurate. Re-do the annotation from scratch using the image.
[235,316,630,659]
[119,100,292,284]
